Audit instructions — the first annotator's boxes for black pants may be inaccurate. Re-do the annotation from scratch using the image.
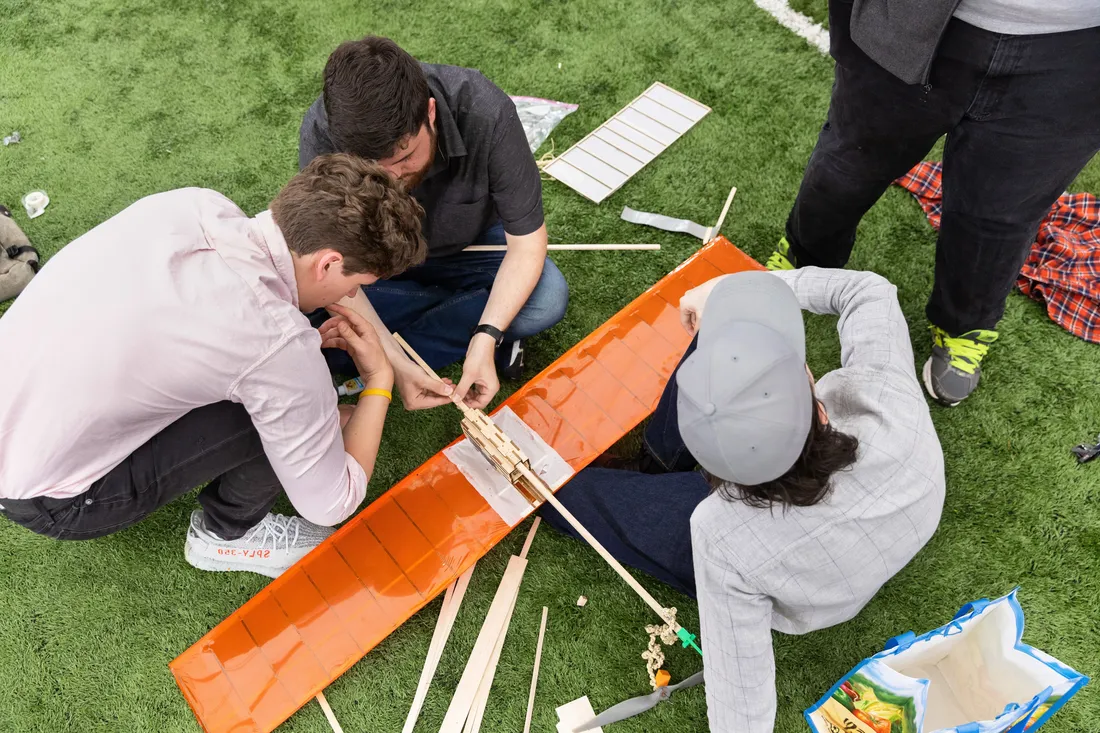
[787,3,1100,335]
[0,402,281,540]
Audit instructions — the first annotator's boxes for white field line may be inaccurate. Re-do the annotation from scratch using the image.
[752,0,829,55]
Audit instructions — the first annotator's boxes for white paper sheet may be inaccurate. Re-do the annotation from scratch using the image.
[444,407,574,526]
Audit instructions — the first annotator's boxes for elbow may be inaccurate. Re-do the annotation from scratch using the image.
[297,503,350,528]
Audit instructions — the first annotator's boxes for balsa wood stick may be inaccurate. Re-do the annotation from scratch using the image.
[463,244,660,252]
[439,556,529,733]
[705,186,737,241]
[394,336,683,633]
[523,607,549,733]
[462,519,540,733]
[515,464,676,627]
[392,333,476,419]
[402,564,476,733]
[315,691,344,733]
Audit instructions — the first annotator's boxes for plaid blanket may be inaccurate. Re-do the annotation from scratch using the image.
[896,161,1100,344]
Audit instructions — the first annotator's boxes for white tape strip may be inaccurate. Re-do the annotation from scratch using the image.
[621,206,711,241]
[444,407,574,526]
[753,0,829,55]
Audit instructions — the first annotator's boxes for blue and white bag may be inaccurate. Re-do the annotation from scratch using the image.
[805,591,1088,733]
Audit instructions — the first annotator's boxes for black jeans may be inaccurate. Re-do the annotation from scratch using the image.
[787,3,1100,335]
[540,338,709,597]
[0,402,281,540]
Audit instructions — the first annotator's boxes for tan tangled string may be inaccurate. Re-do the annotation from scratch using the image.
[641,607,678,689]
[536,140,557,179]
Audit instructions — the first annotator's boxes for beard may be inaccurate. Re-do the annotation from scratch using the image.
[401,126,437,190]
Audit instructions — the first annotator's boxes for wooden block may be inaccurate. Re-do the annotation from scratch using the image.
[555,696,602,733]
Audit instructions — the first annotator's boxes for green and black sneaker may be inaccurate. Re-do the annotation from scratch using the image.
[922,325,998,406]
[765,236,796,271]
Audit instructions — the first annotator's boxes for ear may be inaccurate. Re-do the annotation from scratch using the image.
[315,249,344,280]
[427,97,436,127]
[817,399,829,426]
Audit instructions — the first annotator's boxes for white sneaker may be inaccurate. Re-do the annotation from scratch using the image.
[184,509,334,578]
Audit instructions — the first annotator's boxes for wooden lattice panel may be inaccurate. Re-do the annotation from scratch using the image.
[170,237,761,732]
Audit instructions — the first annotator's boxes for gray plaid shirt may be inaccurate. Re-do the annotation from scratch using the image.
[691,268,945,732]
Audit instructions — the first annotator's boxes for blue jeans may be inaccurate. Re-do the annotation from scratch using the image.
[539,337,710,597]
[315,222,569,373]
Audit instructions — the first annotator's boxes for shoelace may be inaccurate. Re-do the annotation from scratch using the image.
[243,514,302,552]
[765,250,794,271]
[943,335,992,374]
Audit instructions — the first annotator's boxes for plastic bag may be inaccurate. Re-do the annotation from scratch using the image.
[805,590,1088,733]
[510,95,577,154]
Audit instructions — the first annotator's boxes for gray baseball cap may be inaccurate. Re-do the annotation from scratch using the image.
[676,272,812,485]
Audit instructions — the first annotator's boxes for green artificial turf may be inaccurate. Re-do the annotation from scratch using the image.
[2,1,1099,731]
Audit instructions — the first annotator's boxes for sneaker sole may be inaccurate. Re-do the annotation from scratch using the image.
[185,542,284,579]
[922,357,960,408]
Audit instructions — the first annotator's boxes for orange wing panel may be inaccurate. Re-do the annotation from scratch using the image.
[170,237,761,732]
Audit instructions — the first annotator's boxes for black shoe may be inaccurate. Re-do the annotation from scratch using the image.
[593,446,666,474]
[496,340,525,380]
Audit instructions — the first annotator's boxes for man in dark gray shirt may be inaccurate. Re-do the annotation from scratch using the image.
[300,36,567,410]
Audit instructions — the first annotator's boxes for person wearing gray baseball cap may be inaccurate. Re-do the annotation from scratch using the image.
[540,267,945,733]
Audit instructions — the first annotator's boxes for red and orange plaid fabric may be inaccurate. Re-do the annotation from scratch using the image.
[896,161,1100,344]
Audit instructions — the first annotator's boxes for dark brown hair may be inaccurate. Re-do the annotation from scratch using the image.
[706,395,859,509]
[323,36,431,160]
[271,153,426,278]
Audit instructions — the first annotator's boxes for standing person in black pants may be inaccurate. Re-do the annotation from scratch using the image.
[767,0,1100,406]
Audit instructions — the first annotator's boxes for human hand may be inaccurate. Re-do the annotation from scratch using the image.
[394,361,456,410]
[454,334,500,409]
[679,276,728,336]
[319,304,394,387]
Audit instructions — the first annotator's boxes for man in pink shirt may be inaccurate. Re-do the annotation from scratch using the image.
[0,154,425,578]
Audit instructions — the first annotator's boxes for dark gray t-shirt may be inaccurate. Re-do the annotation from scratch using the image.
[299,63,544,258]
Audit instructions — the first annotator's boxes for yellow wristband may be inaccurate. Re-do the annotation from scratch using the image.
[359,387,392,402]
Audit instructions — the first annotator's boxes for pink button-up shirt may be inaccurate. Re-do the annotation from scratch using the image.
[0,188,367,525]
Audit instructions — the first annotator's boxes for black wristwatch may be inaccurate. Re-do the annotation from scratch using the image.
[472,323,505,346]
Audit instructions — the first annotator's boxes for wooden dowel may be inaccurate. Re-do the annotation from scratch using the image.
[395,342,677,629]
[463,244,660,252]
[517,465,676,628]
[315,692,344,733]
[705,186,737,241]
[393,333,475,417]
[523,607,549,733]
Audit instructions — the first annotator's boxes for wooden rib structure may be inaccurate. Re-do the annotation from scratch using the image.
[169,237,760,732]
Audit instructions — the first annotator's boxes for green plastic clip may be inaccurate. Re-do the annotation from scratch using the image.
[677,627,702,656]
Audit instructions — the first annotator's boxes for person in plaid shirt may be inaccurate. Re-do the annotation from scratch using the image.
[542,268,945,733]
[767,0,1100,405]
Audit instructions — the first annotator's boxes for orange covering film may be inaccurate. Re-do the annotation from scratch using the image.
[170,238,761,732]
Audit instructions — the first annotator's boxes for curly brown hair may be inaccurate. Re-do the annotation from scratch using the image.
[271,153,426,278]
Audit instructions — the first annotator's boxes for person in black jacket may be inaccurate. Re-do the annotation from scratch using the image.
[768,0,1100,406]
